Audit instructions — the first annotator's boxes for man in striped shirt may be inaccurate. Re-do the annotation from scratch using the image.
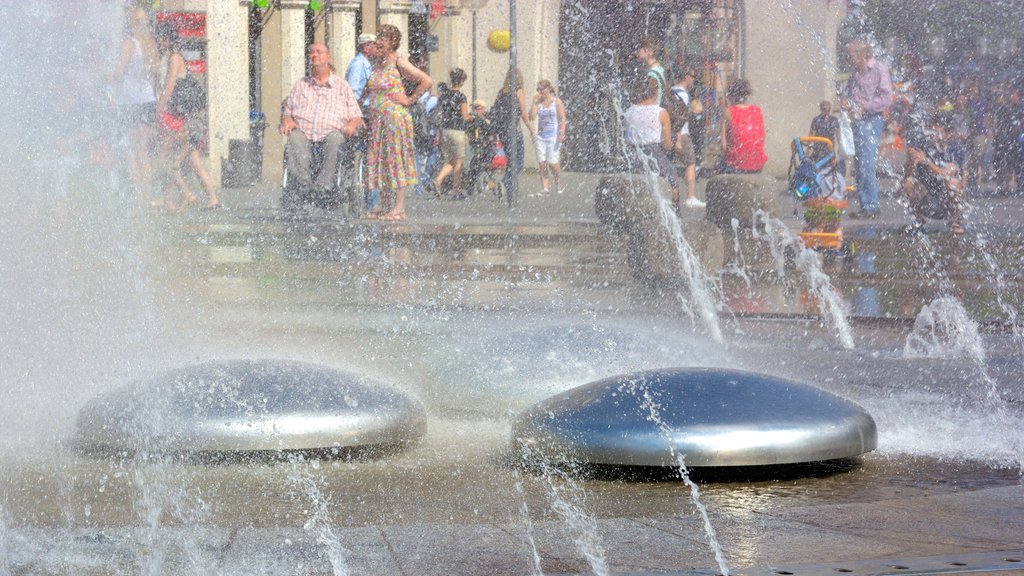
[280,42,364,205]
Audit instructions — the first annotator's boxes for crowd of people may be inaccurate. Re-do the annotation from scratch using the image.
[107,5,1023,238]
[805,36,1024,236]
[282,30,571,218]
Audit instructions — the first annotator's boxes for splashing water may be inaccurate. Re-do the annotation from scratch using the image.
[521,443,609,576]
[904,297,984,361]
[611,89,724,342]
[132,458,215,576]
[623,377,731,576]
[754,211,854,349]
[511,469,545,576]
[291,457,350,576]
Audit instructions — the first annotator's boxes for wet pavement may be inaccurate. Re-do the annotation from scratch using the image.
[3,171,1024,575]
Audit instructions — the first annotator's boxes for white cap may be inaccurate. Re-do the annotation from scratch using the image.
[357,33,377,46]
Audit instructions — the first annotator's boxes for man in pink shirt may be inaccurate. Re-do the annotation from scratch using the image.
[280,43,364,206]
[842,37,893,217]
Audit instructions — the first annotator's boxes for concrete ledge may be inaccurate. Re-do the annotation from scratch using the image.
[705,173,781,230]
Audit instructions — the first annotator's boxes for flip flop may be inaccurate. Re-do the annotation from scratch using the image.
[378,211,406,222]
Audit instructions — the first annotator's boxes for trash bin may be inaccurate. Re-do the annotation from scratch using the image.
[222,111,268,188]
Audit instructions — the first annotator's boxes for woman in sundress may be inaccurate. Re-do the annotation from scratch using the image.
[365,24,433,221]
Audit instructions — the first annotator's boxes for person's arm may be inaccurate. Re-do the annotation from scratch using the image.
[338,81,365,137]
[659,108,673,151]
[460,100,473,123]
[870,66,895,114]
[556,97,567,143]
[516,87,533,136]
[156,53,186,113]
[720,108,730,154]
[279,85,298,135]
[111,39,135,84]
[394,55,432,108]
[528,93,539,122]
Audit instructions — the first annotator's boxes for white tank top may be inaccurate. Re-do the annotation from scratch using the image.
[122,38,157,106]
[624,104,663,145]
[536,99,558,139]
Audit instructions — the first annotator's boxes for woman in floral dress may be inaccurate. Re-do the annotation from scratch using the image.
[366,24,433,221]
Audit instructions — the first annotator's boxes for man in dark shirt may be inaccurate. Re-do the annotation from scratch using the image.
[428,68,473,198]
[810,100,839,144]
[808,100,844,172]
[900,110,966,236]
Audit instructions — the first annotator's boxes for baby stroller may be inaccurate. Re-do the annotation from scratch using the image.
[464,115,507,199]
[788,136,852,256]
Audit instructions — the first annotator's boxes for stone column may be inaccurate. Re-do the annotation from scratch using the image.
[330,8,359,74]
[258,5,307,182]
[379,1,410,54]
[743,0,841,176]
[280,6,308,92]
[205,0,249,185]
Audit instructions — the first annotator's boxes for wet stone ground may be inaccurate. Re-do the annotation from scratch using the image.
[3,174,1024,575]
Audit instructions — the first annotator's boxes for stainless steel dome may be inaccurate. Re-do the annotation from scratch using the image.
[76,360,426,455]
[512,368,877,467]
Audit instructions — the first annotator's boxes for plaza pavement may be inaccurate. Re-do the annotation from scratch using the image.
[10,171,1020,576]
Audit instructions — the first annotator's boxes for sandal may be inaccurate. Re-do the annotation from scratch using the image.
[378,211,406,222]
[366,210,382,220]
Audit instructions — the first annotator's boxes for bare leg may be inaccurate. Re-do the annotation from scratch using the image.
[451,158,464,196]
[129,125,154,205]
[161,128,195,211]
[380,186,407,220]
[685,164,697,201]
[434,163,453,191]
[945,177,965,235]
[538,162,550,192]
[550,162,562,192]
[188,148,219,207]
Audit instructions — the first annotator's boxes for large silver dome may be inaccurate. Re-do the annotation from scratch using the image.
[76,360,426,456]
[512,368,877,467]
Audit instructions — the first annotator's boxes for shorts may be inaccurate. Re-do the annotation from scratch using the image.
[534,137,561,164]
[675,133,696,167]
[440,129,467,163]
[160,112,186,133]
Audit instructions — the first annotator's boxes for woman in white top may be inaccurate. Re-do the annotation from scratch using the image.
[623,76,681,214]
[528,79,566,195]
[112,6,158,206]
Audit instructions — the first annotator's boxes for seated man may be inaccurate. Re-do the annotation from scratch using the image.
[900,110,966,236]
[279,42,364,208]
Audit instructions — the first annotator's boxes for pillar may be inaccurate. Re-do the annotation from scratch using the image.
[330,8,359,74]
[205,0,249,185]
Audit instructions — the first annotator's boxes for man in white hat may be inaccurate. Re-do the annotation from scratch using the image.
[345,32,378,106]
[343,32,379,212]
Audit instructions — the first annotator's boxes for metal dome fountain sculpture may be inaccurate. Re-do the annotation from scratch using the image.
[512,368,877,468]
[76,360,427,457]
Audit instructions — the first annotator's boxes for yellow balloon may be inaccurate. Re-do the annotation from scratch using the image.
[488,30,510,52]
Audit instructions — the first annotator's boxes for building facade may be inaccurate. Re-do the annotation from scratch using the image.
[155,0,846,183]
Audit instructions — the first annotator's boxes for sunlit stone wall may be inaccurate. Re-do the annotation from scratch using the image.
[743,0,846,175]
[205,1,250,186]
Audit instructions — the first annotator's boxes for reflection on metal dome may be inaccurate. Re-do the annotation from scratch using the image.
[512,368,877,467]
[76,360,426,456]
